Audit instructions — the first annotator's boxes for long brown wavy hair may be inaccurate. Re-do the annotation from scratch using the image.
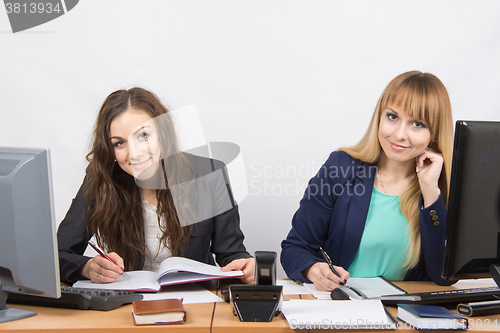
[339,71,454,269]
[85,87,193,270]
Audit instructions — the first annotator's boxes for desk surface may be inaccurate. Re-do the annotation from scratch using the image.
[2,280,500,332]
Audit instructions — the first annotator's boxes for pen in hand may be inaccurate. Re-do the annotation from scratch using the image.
[319,247,344,284]
[88,240,129,279]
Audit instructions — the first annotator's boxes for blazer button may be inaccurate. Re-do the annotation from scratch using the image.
[433,221,440,227]
[429,210,437,216]
[432,215,439,221]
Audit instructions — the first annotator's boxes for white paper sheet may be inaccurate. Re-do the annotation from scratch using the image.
[453,278,497,288]
[277,279,309,295]
[140,283,223,304]
[282,299,396,329]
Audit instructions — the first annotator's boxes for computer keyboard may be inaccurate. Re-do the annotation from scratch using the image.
[380,286,500,306]
[7,286,143,311]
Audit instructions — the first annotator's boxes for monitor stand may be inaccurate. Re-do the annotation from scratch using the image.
[0,283,37,324]
[490,264,500,288]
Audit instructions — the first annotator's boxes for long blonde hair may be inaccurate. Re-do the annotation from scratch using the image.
[340,71,454,269]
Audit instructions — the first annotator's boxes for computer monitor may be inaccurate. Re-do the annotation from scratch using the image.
[0,147,60,323]
[442,120,500,287]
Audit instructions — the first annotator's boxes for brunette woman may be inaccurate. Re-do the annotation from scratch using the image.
[58,88,254,284]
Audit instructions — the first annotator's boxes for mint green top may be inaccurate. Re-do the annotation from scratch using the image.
[348,187,409,280]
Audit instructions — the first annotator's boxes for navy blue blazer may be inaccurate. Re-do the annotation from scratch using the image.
[281,151,454,286]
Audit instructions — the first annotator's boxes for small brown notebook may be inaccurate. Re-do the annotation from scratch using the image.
[132,298,187,325]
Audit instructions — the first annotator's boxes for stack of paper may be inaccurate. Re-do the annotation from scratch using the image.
[282,299,396,329]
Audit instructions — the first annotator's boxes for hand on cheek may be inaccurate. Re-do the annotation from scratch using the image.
[416,148,443,207]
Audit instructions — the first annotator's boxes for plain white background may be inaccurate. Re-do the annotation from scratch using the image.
[1,1,499,277]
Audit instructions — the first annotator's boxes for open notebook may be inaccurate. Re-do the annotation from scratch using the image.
[305,277,406,299]
[73,257,243,292]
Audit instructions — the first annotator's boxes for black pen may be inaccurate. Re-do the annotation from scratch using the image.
[319,247,340,278]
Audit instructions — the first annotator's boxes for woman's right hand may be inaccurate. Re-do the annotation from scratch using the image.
[81,252,125,283]
[303,262,350,291]
[416,148,444,208]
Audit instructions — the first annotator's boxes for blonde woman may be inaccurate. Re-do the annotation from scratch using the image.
[281,71,454,290]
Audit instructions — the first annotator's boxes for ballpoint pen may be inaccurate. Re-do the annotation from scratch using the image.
[319,247,341,279]
[88,240,130,279]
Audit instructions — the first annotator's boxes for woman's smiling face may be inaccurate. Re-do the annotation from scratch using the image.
[378,105,432,165]
[110,108,161,181]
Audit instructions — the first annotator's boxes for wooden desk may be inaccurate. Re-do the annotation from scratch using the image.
[2,281,500,332]
[0,303,214,332]
[211,281,500,333]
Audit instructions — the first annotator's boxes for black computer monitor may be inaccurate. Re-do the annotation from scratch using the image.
[0,147,60,323]
[442,120,500,286]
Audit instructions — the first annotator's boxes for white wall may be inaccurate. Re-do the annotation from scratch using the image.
[1,0,500,278]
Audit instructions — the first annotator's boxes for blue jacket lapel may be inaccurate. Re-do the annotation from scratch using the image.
[339,163,376,269]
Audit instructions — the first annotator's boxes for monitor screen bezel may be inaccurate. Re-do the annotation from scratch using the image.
[442,120,500,281]
[0,147,61,323]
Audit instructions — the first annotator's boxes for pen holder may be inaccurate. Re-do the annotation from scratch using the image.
[229,285,282,322]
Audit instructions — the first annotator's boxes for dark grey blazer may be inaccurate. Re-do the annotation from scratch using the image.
[57,154,251,284]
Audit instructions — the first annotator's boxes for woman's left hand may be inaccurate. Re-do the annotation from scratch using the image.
[221,258,255,284]
[416,148,443,208]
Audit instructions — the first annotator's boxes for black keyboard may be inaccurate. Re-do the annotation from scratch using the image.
[380,286,500,306]
[7,286,143,311]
